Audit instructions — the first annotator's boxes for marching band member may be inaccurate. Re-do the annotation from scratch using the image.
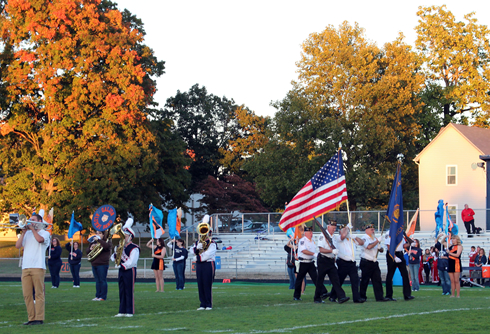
[384,234,414,301]
[191,223,216,310]
[88,230,112,301]
[15,214,50,325]
[330,223,365,303]
[314,221,349,304]
[113,218,140,317]
[293,226,328,302]
[359,224,389,302]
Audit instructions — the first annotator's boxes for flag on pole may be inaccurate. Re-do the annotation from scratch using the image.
[168,208,180,239]
[149,204,165,239]
[68,211,83,239]
[176,208,182,236]
[279,150,348,231]
[387,162,404,259]
[406,208,419,238]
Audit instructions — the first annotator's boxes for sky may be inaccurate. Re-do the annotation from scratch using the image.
[114,0,490,118]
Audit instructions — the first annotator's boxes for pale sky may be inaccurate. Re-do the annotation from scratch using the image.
[114,0,490,118]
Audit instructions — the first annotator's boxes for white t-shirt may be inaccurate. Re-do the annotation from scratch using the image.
[360,234,381,262]
[22,230,50,270]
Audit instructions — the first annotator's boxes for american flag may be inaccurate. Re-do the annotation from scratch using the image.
[279,151,348,231]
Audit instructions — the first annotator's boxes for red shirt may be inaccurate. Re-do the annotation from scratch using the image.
[461,208,475,222]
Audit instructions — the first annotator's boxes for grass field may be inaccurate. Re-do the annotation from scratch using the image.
[0,281,489,333]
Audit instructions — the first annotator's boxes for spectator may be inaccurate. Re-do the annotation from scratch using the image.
[431,246,439,284]
[66,241,82,287]
[461,204,476,237]
[408,239,422,292]
[48,238,62,288]
[474,248,487,286]
[448,235,463,298]
[422,249,432,284]
[284,239,296,289]
[469,246,477,282]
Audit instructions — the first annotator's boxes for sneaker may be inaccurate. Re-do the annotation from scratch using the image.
[75,285,80,288]
[51,286,57,289]
[92,298,100,301]
[98,298,105,301]
[114,313,126,317]
[197,307,205,311]
[125,314,133,317]
[205,307,212,310]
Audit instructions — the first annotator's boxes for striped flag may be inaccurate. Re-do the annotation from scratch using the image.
[149,204,165,239]
[279,150,347,231]
[406,208,419,238]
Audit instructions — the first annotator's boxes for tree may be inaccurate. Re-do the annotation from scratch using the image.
[219,106,269,179]
[163,84,240,189]
[416,5,490,127]
[248,22,425,211]
[0,0,169,226]
[196,174,268,214]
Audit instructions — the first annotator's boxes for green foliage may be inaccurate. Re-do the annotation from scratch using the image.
[163,84,240,190]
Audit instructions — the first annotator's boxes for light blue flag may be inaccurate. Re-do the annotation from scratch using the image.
[149,204,164,239]
[168,208,180,239]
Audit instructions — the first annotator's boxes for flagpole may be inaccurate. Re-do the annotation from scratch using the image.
[346,199,355,258]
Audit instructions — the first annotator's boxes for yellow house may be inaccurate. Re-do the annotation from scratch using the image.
[414,123,490,233]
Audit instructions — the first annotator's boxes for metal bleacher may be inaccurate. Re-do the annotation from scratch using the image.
[210,231,490,280]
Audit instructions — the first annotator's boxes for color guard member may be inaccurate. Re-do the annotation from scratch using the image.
[384,234,414,301]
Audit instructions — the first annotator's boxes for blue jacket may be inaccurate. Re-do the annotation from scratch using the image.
[66,243,82,265]
[48,245,62,265]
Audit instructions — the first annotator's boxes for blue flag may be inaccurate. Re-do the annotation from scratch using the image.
[168,208,180,239]
[386,162,403,259]
[149,204,164,239]
[68,211,83,239]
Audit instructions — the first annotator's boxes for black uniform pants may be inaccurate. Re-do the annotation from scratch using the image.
[330,258,360,301]
[314,256,346,301]
[359,258,384,301]
[196,261,215,308]
[385,252,411,298]
[118,267,136,314]
[293,261,326,299]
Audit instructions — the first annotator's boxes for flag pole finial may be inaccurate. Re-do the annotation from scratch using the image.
[396,153,404,162]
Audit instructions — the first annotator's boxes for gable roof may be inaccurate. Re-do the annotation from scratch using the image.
[414,123,490,163]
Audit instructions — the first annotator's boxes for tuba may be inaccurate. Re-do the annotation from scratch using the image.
[196,222,211,254]
[87,232,110,262]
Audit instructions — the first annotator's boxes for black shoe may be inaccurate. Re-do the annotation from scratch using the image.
[338,297,350,304]
[29,321,43,325]
[385,297,397,301]
[354,299,365,303]
[293,297,302,301]
[314,300,325,304]
[321,292,331,300]
[328,297,337,303]
[23,321,32,325]
[377,298,390,302]
[404,296,415,301]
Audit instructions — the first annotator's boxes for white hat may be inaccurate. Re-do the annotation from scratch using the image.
[123,217,135,239]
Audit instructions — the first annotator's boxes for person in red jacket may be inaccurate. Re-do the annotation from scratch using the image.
[461,204,476,237]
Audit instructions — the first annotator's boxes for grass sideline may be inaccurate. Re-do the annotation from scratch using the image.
[0,281,489,333]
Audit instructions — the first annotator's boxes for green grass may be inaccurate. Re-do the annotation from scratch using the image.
[1,281,489,333]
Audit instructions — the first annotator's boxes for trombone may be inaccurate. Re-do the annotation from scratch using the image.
[0,214,52,230]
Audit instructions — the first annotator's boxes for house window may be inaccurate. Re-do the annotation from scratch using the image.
[447,165,457,185]
[447,205,457,224]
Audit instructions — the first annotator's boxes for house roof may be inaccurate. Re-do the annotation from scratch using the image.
[414,123,490,162]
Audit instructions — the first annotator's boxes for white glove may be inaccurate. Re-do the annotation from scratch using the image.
[115,265,120,269]
[395,257,402,263]
[332,249,339,256]
[197,243,203,250]
[347,223,353,229]
[95,235,101,240]
[377,237,383,243]
[313,252,318,258]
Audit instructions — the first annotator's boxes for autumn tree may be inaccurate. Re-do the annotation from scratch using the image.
[416,5,490,127]
[0,0,180,226]
[248,22,425,211]
[219,106,269,179]
[163,84,240,189]
[196,174,268,215]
